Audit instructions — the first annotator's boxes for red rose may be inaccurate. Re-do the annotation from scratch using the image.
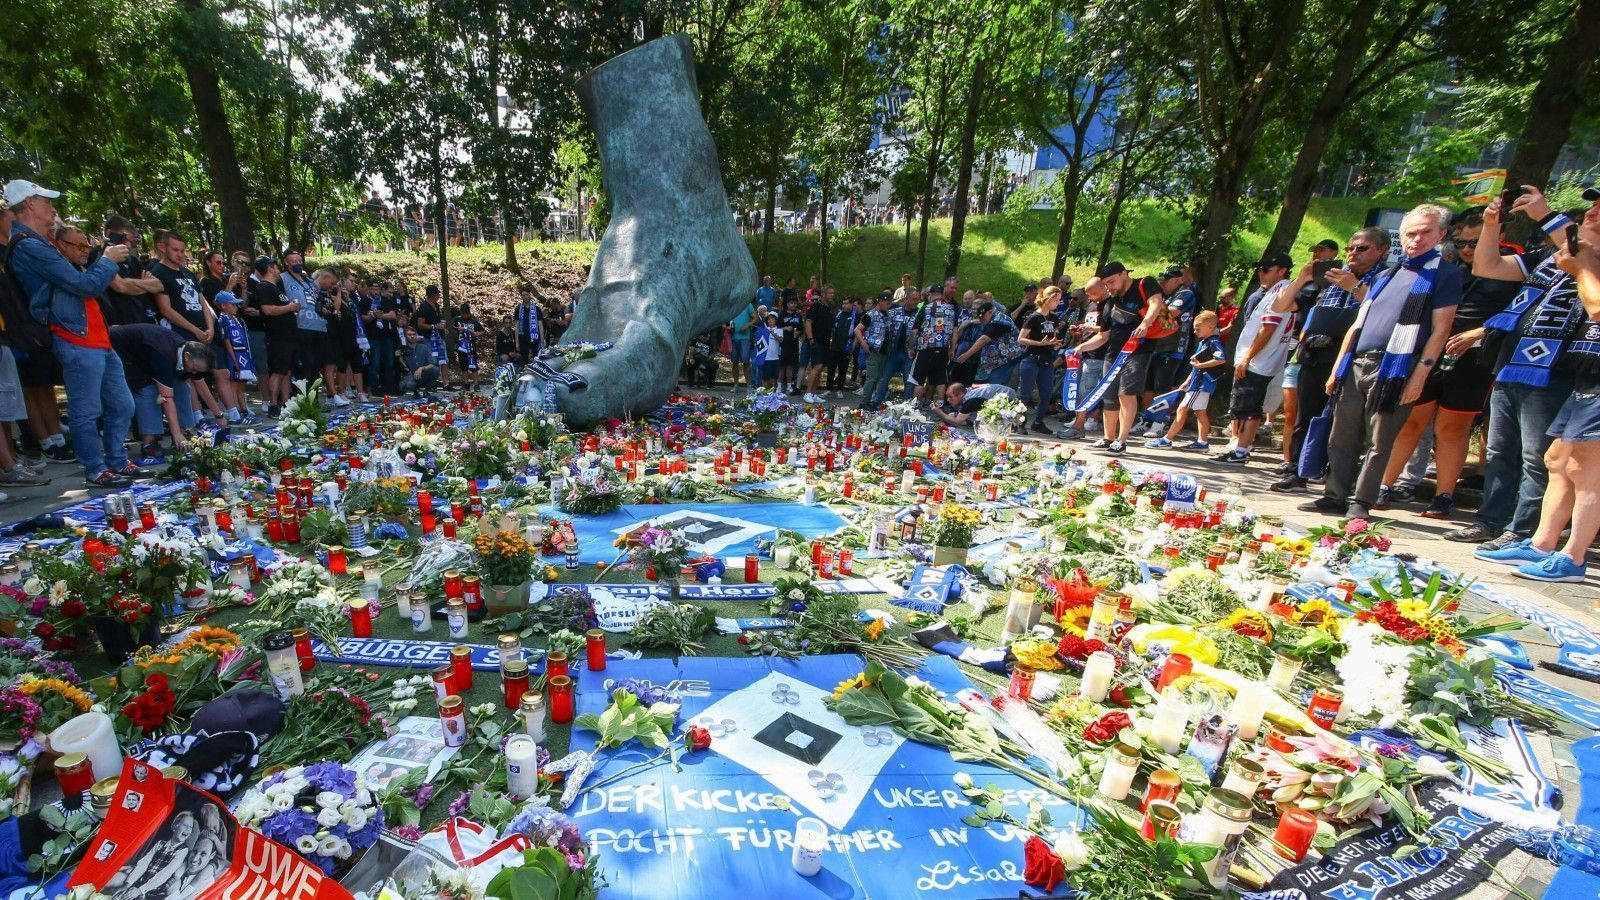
[1108,685,1131,708]
[145,674,170,692]
[42,637,62,651]
[33,622,54,638]
[61,599,86,618]
[1022,835,1065,893]
[686,725,713,751]
[1082,638,1107,655]
[1082,711,1133,744]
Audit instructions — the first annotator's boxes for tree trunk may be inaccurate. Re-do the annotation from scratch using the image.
[819,176,831,282]
[1097,146,1139,271]
[761,174,777,276]
[1265,15,1373,255]
[904,205,912,255]
[916,145,941,287]
[1503,0,1600,194]
[179,20,255,254]
[1052,156,1084,280]
[502,206,519,270]
[1191,142,1252,305]
[431,146,453,344]
[944,58,987,278]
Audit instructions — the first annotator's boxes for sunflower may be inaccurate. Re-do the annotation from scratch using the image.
[1011,639,1065,671]
[832,674,867,700]
[861,618,887,641]
[1057,602,1093,636]
[1217,609,1274,642]
[19,676,93,713]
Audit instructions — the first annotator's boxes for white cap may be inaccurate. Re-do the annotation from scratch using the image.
[3,180,61,207]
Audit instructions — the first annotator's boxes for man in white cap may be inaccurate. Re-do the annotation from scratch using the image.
[5,180,144,488]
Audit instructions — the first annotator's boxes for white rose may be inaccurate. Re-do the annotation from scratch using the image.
[953,772,974,789]
[21,578,43,596]
[316,834,343,857]
[343,809,369,830]
[1052,830,1090,871]
[271,793,294,811]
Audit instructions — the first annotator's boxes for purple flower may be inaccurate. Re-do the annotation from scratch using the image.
[447,791,472,818]
[412,782,435,808]
[1375,743,1407,759]
[391,824,424,841]
[260,808,318,846]
[304,761,358,795]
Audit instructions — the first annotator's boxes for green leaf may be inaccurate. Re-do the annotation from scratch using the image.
[501,865,559,900]
[38,805,65,828]
[833,688,897,725]
[961,813,987,827]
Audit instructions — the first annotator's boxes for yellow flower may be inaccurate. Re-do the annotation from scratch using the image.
[19,676,93,712]
[862,618,887,641]
[1058,605,1093,636]
[1396,599,1430,621]
[1011,639,1064,671]
[832,674,867,700]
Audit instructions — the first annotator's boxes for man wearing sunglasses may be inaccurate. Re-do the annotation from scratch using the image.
[1270,228,1388,492]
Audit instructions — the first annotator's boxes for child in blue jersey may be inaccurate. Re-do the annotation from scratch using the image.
[1147,311,1225,451]
[755,313,782,388]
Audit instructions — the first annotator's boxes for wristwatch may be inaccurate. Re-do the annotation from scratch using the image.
[1419,358,1436,367]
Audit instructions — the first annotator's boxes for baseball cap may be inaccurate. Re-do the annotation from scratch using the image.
[1095,261,1127,278]
[1584,186,1600,202]
[876,290,892,302]
[1311,238,1340,252]
[213,290,239,306]
[1159,266,1184,281]
[924,283,943,295]
[1258,251,1293,271]
[2,180,60,207]
[252,255,276,274]
[1022,283,1037,292]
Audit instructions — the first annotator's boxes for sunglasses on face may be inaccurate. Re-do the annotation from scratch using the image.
[1347,244,1374,252]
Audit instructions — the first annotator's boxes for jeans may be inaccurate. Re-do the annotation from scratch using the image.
[1397,421,1435,490]
[1073,357,1105,414]
[865,350,912,406]
[53,337,134,477]
[1477,379,1570,536]
[367,336,398,395]
[400,365,441,394]
[1018,357,1053,425]
[133,381,196,439]
[1322,356,1412,509]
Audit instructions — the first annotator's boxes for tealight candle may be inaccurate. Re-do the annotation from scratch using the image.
[791,817,828,877]
[1096,742,1140,801]
[1080,651,1115,703]
[1266,653,1302,692]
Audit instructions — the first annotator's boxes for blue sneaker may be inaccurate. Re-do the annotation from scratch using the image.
[1514,552,1587,583]
[1145,437,1173,449]
[1179,441,1210,452]
[1473,538,1548,565]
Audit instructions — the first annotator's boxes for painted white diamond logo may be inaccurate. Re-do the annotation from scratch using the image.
[694,672,903,828]
[612,509,774,556]
[1523,340,1551,361]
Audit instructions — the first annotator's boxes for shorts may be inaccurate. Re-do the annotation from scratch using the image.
[12,348,61,388]
[264,333,296,375]
[1547,391,1600,442]
[760,360,780,383]
[247,331,270,376]
[730,335,752,364]
[1180,390,1212,411]
[1418,348,1494,413]
[798,341,814,368]
[1229,370,1273,421]
[912,347,950,385]
[780,345,799,367]
[1282,362,1302,390]
[297,330,329,379]
[1148,354,1183,393]
[949,355,979,387]
[0,347,25,421]
[1118,353,1152,396]
[456,348,477,372]
[327,329,356,369]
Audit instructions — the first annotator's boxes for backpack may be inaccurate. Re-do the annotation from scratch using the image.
[1,235,56,354]
[978,310,1024,374]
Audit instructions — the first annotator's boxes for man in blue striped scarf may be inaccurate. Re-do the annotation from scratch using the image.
[1300,204,1462,519]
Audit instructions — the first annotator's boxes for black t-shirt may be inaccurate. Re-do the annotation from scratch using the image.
[1106,277,1161,355]
[250,279,298,341]
[1021,312,1059,363]
[781,312,804,352]
[101,254,155,327]
[366,295,399,339]
[495,328,517,358]
[1453,268,1522,333]
[198,274,226,303]
[148,261,209,334]
[1491,246,1586,375]
[805,303,834,347]
[111,324,186,391]
[414,299,442,334]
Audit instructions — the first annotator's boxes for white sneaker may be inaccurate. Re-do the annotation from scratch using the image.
[330,394,349,407]
[803,393,821,403]
[357,392,371,402]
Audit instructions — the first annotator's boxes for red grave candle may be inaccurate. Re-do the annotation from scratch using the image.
[548,675,575,724]
[586,629,606,671]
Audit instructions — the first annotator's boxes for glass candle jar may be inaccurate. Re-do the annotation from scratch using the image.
[586,629,607,671]
[1141,767,1181,812]
[263,630,304,699]
[443,569,464,599]
[292,628,314,672]
[1274,808,1318,861]
[1195,789,1254,889]
[499,633,524,667]
[520,691,547,743]
[440,695,467,747]
[1266,653,1303,692]
[502,659,530,710]
[1096,742,1140,801]
[348,598,373,638]
[546,650,569,680]
[451,645,474,692]
[548,675,575,724]
[446,598,468,639]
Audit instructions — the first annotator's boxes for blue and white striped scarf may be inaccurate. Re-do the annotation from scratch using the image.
[1334,249,1441,412]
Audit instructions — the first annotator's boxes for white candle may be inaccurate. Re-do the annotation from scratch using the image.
[1096,743,1139,801]
[394,588,413,620]
[791,817,828,876]
[1150,694,1189,754]
[1080,651,1115,703]
[900,470,915,496]
[773,545,794,569]
[50,712,122,781]
[505,736,540,798]
[1227,683,1270,741]
[1266,654,1302,692]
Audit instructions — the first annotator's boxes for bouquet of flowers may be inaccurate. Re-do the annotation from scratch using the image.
[975,394,1027,438]
[235,761,383,875]
[342,476,416,519]
[561,472,623,516]
[745,389,791,431]
[114,526,210,617]
[545,341,609,364]
[449,422,514,480]
[390,425,444,471]
[498,799,603,897]
[2,562,96,653]
[164,434,233,481]
[473,531,539,586]
[1305,517,1393,562]
[621,524,692,577]
[278,379,331,443]
[925,504,981,549]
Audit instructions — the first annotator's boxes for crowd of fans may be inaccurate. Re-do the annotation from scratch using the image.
[0,179,576,493]
[4,175,1599,583]
[697,188,1600,584]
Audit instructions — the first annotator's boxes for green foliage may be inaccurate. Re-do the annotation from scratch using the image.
[572,688,679,753]
[626,603,717,656]
[485,845,603,900]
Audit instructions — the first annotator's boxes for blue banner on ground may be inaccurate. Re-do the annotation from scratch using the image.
[567,654,1071,899]
[309,636,538,673]
[540,502,847,564]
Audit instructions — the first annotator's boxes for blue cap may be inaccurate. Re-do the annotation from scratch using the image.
[214,290,239,306]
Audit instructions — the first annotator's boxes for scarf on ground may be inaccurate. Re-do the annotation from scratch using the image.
[1334,249,1441,413]
[1485,251,1585,388]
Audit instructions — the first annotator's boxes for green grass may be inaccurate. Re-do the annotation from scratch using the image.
[310,196,1398,305]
